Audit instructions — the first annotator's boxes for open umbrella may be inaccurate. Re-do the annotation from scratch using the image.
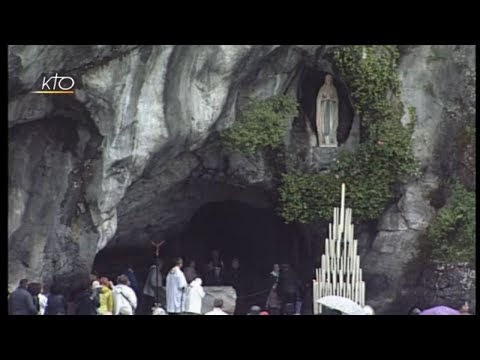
[420,306,460,315]
[317,295,366,315]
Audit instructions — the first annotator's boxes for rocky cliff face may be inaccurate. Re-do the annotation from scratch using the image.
[8,45,475,313]
[360,45,476,313]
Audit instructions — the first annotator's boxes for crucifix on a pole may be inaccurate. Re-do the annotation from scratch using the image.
[151,240,165,257]
[151,240,166,305]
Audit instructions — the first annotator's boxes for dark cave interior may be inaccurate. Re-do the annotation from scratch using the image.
[93,200,307,311]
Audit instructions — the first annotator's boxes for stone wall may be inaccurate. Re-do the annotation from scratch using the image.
[420,262,476,313]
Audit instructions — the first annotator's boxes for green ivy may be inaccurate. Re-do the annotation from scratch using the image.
[221,95,299,155]
[428,183,476,264]
[279,45,418,223]
[455,123,476,180]
[408,106,417,123]
[333,45,402,124]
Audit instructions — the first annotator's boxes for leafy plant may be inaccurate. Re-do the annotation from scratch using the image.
[428,183,476,264]
[221,95,298,155]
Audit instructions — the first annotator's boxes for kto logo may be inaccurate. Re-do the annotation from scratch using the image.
[31,73,75,94]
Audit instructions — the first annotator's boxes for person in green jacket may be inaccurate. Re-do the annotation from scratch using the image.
[98,277,114,315]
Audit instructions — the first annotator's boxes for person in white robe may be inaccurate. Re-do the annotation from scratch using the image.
[185,278,205,314]
[166,257,188,314]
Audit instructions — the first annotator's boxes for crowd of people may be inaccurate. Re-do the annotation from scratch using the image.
[7,273,139,315]
[144,250,307,315]
[7,248,308,315]
[7,247,472,315]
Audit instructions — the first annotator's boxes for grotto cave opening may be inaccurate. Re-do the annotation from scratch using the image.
[93,199,307,312]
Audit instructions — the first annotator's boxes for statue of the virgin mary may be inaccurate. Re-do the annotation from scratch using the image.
[316,74,339,147]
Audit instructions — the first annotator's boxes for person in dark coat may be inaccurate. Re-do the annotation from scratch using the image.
[8,279,38,315]
[204,250,224,285]
[265,264,281,315]
[183,260,198,284]
[74,279,100,315]
[123,265,138,293]
[45,283,67,315]
[204,263,223,285]
[277,264,299,313]
[27,282,42,314]
[224,257,242,290]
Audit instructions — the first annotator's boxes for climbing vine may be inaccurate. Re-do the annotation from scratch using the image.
[455,122,476,181]
[279,45,419,223]
[221,95,298,155]
[427,183,475,264]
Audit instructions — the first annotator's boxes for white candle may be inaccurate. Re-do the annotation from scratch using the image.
[339,269,343,296]
[346,245,350,285]
[352,255,357,285]
[344,210,348,244]
[332,269,336,292]
[325,237,329,258]
[337,256,340,273]
[333,208,337,240]
[354,282,359,303]
[358,282,362,307]
[330,209,336,240]
[326,253,330,282]
[344,208,349,236]
[361,282,365,307]
[337,230,341,258]
[351,238,355,265]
